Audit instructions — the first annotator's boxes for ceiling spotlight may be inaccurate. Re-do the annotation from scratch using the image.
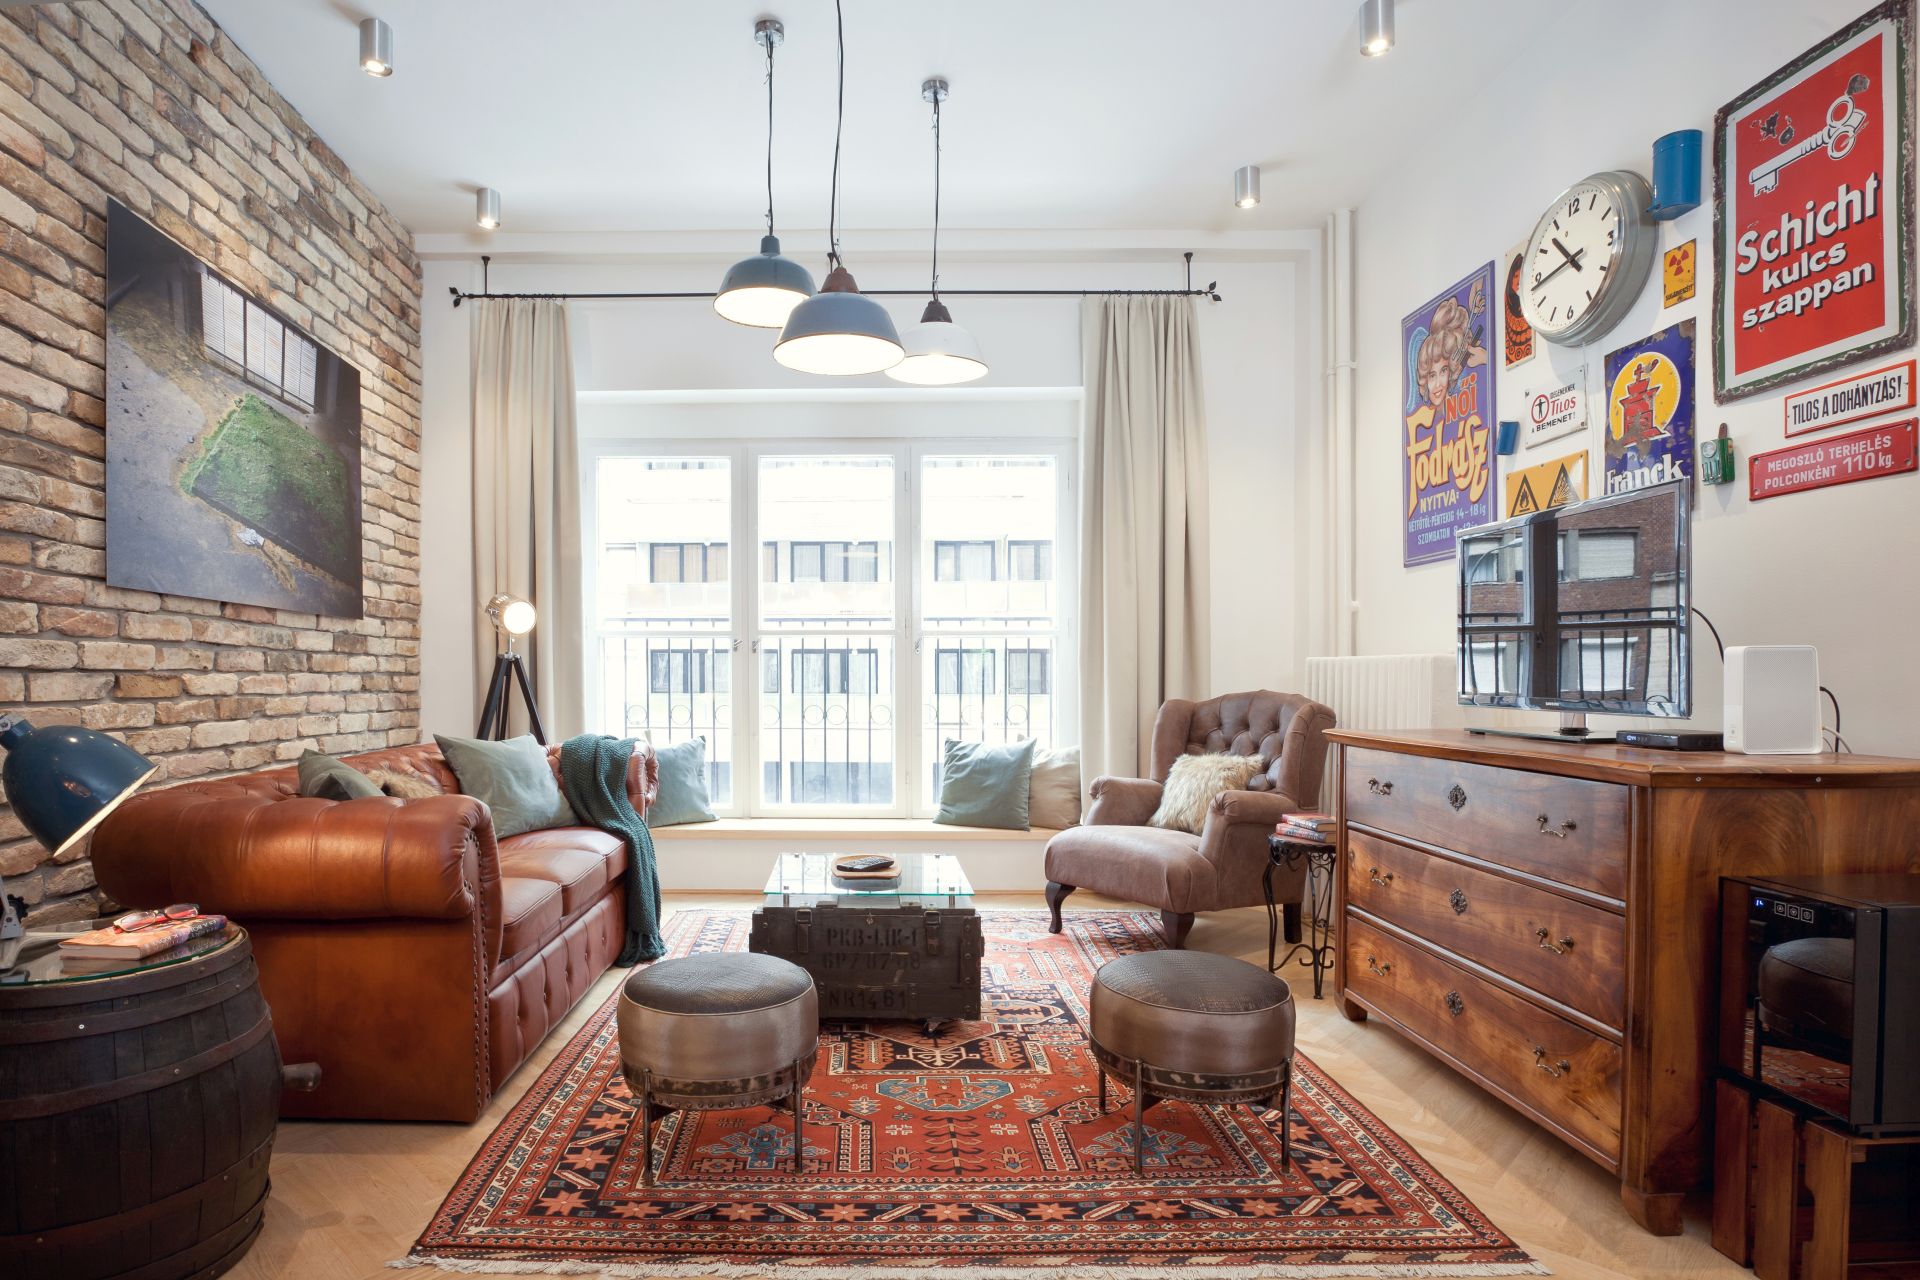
[359,17,393,77]
[1233,164,1261,209]
[476,187,501,230]
[1358,0,1394,57]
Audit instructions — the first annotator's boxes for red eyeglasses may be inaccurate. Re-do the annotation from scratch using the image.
[113,903,200,933]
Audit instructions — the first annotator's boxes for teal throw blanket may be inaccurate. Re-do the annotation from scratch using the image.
[557,734,662,964]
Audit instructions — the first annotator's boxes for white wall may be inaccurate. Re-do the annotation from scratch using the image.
[418,241,1321,742]
[1348,0,1920,755]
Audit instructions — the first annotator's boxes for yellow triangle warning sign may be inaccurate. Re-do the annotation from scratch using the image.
[1511,475,1541,515]
[1547,464,1577,508]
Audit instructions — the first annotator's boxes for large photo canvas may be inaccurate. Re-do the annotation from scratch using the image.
[105,199,363,617]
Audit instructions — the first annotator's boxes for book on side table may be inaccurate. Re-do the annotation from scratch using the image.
[58,913,228,962]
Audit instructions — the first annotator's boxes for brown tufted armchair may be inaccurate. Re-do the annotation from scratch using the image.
[1044,691,1336,948]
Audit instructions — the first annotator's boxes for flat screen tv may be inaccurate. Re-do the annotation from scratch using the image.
[1457,480,1690,728]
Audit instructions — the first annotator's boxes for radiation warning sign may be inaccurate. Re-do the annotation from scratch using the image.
[1503,450,1588,518]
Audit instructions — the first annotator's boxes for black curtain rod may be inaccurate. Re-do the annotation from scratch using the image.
[449,252,1222,306]
[451,286,1222,306]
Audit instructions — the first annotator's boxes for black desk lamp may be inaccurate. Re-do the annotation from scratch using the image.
[0,715,158,941]
[476,593,546,744]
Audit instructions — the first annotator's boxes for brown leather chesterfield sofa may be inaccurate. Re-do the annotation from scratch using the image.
[1044,691,1335,948]
[90,741,655,1123]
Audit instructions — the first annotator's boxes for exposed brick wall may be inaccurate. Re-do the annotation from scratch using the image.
[0,0,422,924]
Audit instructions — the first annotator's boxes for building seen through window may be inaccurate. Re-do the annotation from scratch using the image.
[592,450,1067,813]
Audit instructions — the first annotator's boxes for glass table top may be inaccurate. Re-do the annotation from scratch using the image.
[0,920,243,987]
[761,852,974,909]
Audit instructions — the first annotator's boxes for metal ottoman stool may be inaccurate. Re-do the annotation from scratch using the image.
[617,952,820,1184]
[1088,950,1296,1174]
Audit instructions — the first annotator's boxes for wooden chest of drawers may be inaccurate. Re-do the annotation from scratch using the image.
[1330,730,1920,1236]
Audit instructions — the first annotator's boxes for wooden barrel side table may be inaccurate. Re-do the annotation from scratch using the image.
[0,925,286,1280]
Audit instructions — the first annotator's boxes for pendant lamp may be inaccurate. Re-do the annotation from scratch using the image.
[888,79,988,386]
[774,0,902,375]
[715,19,814,328]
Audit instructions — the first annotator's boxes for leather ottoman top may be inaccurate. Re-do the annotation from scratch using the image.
[622,952,813,1015]
[619,952,819,1084]
[1090,951,1294,1078]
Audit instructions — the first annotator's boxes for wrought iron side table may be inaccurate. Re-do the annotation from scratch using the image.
[1264,834,1337,999]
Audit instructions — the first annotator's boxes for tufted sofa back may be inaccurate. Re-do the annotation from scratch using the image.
[1148,690,1337,807]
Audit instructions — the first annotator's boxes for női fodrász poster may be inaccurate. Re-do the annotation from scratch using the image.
[1713,0,1914,400]
[1402,264,1497,566]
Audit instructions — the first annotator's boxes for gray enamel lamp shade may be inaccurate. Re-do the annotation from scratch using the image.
[773,266,903,375]
[0,717,157,857]
[714,235,815,328]
[886,297,988,385]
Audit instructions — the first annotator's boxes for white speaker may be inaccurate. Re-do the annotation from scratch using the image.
[1724,645,1822,754]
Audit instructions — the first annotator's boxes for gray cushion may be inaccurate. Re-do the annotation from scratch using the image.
[647,736,717,827]
[1028,745,1082,829]
[434,733,576,839]
[297,751,382,801]
[935,738,1036,830]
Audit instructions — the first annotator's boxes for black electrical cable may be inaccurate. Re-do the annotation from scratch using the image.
[763,27,775,237]
[929,88,942,299]
[827,0,845,269]
[1690,606,1725,660]
[1820,685,1843,747]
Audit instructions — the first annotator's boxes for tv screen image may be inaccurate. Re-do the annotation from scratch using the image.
[1456,480,1690,719]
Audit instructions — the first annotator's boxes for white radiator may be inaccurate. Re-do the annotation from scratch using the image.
[1305,653,1464,733]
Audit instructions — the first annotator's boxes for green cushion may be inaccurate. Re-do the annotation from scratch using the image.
[935,738,1036,831]
[433,734,576,839]
[647,736,717,827]
[297,751,383,801]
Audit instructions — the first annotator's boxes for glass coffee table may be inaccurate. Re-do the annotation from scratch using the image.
[751,852,981,1029]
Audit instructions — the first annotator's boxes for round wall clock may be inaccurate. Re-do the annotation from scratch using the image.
[1518,169,1657,347]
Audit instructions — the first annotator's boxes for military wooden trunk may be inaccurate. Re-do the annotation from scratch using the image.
[750,905,982,1023]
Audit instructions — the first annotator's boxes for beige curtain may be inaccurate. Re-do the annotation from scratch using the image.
[1079,295,1211,781]
[470,299,584,741]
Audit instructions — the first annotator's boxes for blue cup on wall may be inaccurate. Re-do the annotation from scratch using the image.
[1496,420,1520,456]
[1649,129,1702,221]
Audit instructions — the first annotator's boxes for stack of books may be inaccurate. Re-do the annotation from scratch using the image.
[1275,812,1335,845]
[57,913,228,972]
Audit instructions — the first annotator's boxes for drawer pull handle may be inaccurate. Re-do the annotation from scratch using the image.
[1368,868,1394,888]
[1444,989,1465,1017]
[1449,888,1469,915]
[1532,1046,1571,1079]
[1534,927,1575,955]
[1536,815,1577,838]
[1366,955,1392,977]
[1367,777,1394,796]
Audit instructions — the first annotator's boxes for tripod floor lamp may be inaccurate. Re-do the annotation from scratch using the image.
[477,593,546,744]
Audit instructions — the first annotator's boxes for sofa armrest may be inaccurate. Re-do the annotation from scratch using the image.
[546,740,658,814]
[93,790,500,925]
[1085,775,1164,827]
[1194,789,1304,910]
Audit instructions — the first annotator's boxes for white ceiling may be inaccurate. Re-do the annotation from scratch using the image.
[198,0,1566,240]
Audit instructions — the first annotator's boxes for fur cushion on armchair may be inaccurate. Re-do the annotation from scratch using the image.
[1148,753,1267,834]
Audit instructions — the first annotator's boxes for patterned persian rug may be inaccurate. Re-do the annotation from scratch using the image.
[396,910,1545,1278]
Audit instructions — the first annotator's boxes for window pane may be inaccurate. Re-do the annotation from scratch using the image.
[760,456,894,628]
[594,457,733,806]
[920,455,1062,803]
[759,633,894,808]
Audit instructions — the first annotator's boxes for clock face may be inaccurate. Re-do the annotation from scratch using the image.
[1519,171,1656,347]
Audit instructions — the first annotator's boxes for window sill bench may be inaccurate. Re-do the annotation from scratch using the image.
[645,818,1066,892]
